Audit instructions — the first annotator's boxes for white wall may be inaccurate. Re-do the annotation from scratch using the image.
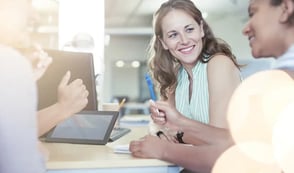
[207,14,253,63]
[102,14,274,103]
[207,15,274,78]
[103,35,150,102]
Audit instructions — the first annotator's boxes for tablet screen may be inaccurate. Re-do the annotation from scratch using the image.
[45,111,119,145]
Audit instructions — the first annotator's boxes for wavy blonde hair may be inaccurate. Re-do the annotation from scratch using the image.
[148,0,239,100]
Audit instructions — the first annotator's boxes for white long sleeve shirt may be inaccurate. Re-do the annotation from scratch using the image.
[0,45,45,173]
[272,45,294,70]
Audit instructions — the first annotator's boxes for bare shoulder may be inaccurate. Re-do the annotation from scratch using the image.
[207,54,237,70]
[206,54,240,84]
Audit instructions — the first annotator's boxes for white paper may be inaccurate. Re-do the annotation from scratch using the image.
[113,144,131,154]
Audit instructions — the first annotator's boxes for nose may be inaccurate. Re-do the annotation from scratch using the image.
[179,33,189,44]
[242,21,250,36]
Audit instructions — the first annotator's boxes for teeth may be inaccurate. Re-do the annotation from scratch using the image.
[180,46,193,53]
[248,36,255,47]
[249,36,255,41]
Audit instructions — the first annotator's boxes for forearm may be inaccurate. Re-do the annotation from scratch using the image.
[37,103,70,137]
[162,143,225,173]
[175,117,233,146]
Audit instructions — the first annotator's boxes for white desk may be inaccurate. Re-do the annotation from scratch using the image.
[44,126,180,173]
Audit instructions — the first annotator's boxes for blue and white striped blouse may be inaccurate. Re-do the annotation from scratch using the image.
[175,61,210,124]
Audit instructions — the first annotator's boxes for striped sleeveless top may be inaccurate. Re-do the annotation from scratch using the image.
[175,61,209,124]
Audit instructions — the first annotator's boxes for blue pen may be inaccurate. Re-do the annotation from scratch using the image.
[145,74,157,100]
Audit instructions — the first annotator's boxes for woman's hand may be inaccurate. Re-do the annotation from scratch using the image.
[129,135,170,159]
[150,100,183,130]
[24,44,52,80]
[150,100,166,125]
[57,71,89,117]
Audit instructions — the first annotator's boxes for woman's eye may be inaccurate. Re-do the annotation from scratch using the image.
[186,28,194,33]
[168,33,177,38]
[248,10,254,18]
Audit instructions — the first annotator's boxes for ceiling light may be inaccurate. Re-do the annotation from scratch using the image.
[115,60,125,68]
[131,61,140,68]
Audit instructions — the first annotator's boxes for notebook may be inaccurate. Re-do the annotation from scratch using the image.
[37,49,98,110]
[45,111,119,145]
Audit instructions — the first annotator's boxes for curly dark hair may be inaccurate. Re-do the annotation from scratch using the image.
[269,0,294,24]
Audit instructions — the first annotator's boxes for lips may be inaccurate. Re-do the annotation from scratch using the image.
[178,45,195,54]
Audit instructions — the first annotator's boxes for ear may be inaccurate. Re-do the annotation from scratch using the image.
[280,0,294,23]
[200,20,205,38]
[159,37,168,50]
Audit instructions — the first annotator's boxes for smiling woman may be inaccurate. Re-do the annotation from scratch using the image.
[129,0,242,172]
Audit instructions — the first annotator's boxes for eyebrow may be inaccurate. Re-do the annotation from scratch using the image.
[185,24,194,28]
[166,24,194,35]
[248,1,256,14]
[166,30,177,35]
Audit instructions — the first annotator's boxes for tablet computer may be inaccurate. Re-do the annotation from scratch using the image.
[37,49,98,111]
[44,111,119,145]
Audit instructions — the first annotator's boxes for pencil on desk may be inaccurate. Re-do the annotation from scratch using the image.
[119,98,126,109]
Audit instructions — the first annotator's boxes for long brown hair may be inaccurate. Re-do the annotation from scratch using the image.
[148,0,239,100]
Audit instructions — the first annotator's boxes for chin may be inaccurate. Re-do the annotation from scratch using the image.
[251,50,261,59]
[251,49,267,59]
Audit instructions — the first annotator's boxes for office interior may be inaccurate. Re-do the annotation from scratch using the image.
[27,1,284,172]
[32,0,275,115]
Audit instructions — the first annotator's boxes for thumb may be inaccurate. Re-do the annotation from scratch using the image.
[59,71,71,87]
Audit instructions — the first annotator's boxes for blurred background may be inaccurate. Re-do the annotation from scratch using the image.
[31,0,274,107]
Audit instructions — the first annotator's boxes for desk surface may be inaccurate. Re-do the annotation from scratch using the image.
[44,126,178,172]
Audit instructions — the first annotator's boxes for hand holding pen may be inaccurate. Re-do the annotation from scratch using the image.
[145,73,161,118]
[149,100,166,125]
[150,100,182,131]
[145,74,181,142]
[145,74,171,125]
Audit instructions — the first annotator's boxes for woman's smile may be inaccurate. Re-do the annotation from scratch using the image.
[178,45,195,54]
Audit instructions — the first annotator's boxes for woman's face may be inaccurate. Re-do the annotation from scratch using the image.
[0,0,36,46]
[242,0,287,58]
[160,9,204,68]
